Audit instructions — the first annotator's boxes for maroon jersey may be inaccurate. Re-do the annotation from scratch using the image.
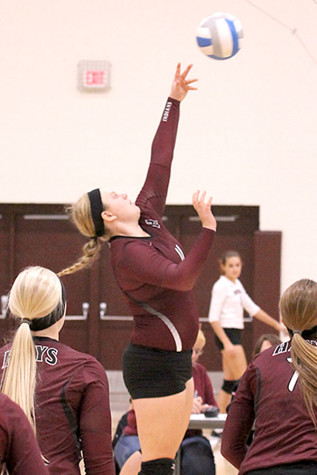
[0,337,115,475]
[221,340,317,474]
[0,393,48,474]
[110,98,215,351]
[185,362,218,438]
[192,362,217,407]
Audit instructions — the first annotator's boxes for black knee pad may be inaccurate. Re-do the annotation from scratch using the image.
[222,379,239,395]
[138,457,175,475]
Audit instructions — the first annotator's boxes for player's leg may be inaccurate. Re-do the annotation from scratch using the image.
[120,451,142,475]
[217,345,247,413]
[132,378,194,474]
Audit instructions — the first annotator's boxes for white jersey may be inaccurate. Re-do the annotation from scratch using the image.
[208,275,260,329]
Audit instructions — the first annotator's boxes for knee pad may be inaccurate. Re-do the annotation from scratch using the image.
[138,457,175,475]
[222,379,239,395]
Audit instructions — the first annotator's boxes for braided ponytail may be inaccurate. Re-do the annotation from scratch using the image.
[59,192,110,277]
[58,237,102,277]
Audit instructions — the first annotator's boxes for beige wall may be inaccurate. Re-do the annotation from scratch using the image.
[0,0,316,291]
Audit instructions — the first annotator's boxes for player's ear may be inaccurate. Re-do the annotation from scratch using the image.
[101,210,117,223]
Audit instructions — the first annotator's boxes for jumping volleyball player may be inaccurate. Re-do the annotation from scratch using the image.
[58,64,217,475]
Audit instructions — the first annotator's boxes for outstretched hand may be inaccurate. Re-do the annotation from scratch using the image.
[170,63,198,101]
[192,190,217,231]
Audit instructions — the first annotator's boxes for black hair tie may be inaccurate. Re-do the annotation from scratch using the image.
[88,189,105,237]
[21,319,32,326]
[288,326,317,339]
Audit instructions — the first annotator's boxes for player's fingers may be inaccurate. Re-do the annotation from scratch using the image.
[186,78,199,85]
[181,64,193,79]
[199,190,206,202]
[192,190,200,204]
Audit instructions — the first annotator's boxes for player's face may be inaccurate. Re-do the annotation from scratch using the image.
[222,256,242,282]
[260,340,273,352]
[100,190,140,222]
[192,344,204,364]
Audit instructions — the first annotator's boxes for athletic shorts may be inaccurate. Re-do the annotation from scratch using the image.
[123,343,192,399]
[215,328,242,350]
[245,460,317,475]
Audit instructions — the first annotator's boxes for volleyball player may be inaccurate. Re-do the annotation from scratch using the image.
[221,279,317,474]
[0,393,48,474]
[58,64,217,475]
[0,266,115,474]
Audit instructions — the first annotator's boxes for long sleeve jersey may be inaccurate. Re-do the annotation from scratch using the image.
[0,393,48,474]
[110,98,215,352]
[0,337,115,475]
[221,340,317,474]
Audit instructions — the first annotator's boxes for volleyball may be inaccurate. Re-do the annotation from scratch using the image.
[196,12,243,60]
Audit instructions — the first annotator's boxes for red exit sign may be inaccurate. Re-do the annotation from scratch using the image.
[78,61,110,91]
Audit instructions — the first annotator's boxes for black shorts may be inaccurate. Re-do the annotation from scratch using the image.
[123,343,192,399]
[215,328,242,350]
[245,460,317,475]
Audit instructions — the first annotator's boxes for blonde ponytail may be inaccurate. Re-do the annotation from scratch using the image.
[59,192,110,277]
[1,267,63,433]
[1,323,36,431]
[280,279,317,426]
[291,333,317,425]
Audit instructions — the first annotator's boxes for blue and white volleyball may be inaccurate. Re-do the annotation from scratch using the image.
[196,12,243,60]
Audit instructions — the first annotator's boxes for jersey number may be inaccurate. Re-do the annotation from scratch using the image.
[287,357,299,391]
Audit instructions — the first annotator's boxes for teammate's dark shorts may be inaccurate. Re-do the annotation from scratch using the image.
[123,343,192,399]
[245,460,317,475]
[215,328,242,350]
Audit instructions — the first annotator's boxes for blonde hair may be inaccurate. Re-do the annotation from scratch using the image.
[279,279,317,426]
[1,266,64,432]
[58,193,109,277]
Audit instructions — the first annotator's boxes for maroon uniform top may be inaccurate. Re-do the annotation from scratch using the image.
[0,337,115,475]
[0,393,48,474]
[221,340,317,474]
[192,361,217,407]
[110,98,215,352]
[123,362,217,437]
[185,362,218,438]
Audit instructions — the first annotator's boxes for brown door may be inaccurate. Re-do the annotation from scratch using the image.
[0,204,281,371]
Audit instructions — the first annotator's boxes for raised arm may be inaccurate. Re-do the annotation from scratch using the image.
[137,64,198,216]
